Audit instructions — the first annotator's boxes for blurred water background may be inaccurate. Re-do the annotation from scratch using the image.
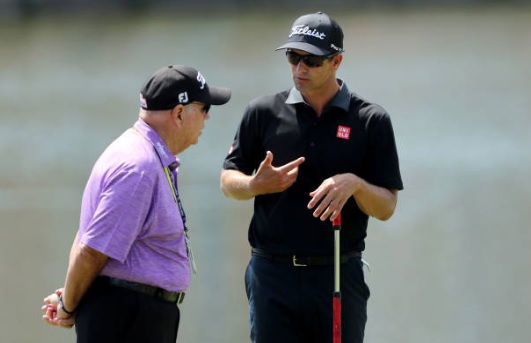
[1,2,530,343]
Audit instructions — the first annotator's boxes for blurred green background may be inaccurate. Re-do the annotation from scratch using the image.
[1,2,530,343]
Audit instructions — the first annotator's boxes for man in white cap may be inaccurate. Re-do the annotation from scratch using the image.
[221,12,403,343]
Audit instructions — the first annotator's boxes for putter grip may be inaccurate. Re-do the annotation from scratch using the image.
[333,295,342,343]
[332,214,342,227]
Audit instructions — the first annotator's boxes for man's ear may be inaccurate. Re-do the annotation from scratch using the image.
[171,105,185,125]
[333,54,343,70]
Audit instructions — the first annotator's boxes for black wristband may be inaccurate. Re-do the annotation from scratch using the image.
[58,294,76,315]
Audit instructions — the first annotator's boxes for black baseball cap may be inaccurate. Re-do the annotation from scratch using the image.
[276,12,344,56]
[140,65,231,111]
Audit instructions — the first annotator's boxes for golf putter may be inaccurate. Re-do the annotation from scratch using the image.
[332,214,342,343]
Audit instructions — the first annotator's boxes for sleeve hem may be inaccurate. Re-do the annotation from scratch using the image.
[78,233,127,264]
[368,178,404,191]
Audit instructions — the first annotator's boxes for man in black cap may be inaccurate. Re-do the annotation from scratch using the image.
[221,12,403,343]
[41,65,230,343]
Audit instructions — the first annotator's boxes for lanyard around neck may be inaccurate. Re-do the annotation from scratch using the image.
[130,127,196,273]
[164,166,188,232]
[164,167,178,203]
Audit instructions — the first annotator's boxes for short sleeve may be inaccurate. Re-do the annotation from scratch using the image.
[223,104,262,175]
[364,108,403,190]
[79,171,154,263]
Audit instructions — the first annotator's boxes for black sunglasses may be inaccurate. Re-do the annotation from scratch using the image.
[286,50,336,68]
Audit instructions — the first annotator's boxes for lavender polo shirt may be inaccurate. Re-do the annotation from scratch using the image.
[77,118,190,292]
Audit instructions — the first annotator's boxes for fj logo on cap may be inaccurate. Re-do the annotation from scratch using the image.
[336,125,351,140]
[289,25,326,40]
[197,72,206,90]
[178,92,189,103]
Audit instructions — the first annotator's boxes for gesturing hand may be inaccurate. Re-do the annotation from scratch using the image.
[307,173,361,221]
[250,151,305,196]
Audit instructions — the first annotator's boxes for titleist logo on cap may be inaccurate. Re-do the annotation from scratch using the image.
[289,25,326,40]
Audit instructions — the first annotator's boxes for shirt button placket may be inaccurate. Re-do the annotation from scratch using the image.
[308,121,317,150]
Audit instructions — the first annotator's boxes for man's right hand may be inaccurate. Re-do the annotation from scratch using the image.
[250,151,305,195]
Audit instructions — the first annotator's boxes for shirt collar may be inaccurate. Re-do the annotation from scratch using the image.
[285,79,351,112]
[133,118,180,169]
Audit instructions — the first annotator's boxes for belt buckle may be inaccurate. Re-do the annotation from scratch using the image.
[292,255,307,267]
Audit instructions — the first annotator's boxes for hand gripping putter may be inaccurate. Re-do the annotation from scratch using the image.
[332,214,342,343]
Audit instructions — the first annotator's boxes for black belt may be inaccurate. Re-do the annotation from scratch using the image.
[98,276,185,304]
[252,248,361,267]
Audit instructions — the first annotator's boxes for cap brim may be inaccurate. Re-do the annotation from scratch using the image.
[275,42,331,56]
[200,86,231,105]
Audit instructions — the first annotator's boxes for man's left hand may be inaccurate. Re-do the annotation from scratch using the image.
[307,173,361,221]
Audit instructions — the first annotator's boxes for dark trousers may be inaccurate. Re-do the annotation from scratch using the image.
[245,255,370,343]
[75,278,180,343]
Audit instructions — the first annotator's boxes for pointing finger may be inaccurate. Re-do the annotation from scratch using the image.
[286,166,299,177]
[278,157,305,173]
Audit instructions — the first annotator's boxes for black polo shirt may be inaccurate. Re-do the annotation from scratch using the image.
[223,81,403,255]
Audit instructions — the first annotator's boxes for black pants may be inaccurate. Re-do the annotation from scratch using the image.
[75,278,180,343]
[245,255,370,343]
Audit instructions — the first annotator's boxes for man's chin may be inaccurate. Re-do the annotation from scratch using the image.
[294,83,306,91]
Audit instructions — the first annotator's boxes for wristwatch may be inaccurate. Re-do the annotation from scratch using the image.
[57,294,76,315]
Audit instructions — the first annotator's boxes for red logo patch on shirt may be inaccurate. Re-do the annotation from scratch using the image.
[336,125,351,140]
